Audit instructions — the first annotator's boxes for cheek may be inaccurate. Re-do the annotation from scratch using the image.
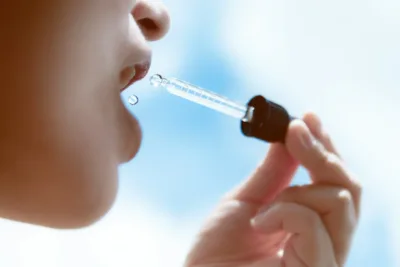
[0,84,123,228]
[0,1,140,228]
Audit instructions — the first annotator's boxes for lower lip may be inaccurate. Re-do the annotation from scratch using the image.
[121,62,151,92]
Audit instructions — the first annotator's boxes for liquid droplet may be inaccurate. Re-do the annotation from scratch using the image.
[150,74,163,87]
[128,95,139,105]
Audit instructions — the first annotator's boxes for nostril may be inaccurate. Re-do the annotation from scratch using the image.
[137,18,159,33]
[132,1,170,41]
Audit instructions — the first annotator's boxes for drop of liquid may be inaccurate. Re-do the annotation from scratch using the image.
[150,74,163,87]
[128,95,139,105]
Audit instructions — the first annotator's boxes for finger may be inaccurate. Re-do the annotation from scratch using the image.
[283,236,308,267]
[285,120,362,217]
[251,202,336,267]
[303,112,340,157]
[274,185,358,266]
[229,144,299,204]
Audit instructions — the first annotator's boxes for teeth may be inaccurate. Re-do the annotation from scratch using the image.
[130,67,136,79]
[120,66,136,89]
[126,66,136,81]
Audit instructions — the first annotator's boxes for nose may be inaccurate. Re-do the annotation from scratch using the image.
[132,0,171,42]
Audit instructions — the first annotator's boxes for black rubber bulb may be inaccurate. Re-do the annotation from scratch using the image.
[241,95,295,143]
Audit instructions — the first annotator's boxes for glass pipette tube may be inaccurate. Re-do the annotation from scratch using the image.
[149,74,253,121]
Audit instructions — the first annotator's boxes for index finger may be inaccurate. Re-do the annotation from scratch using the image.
[229,143,299,205]
[285,120,362,217]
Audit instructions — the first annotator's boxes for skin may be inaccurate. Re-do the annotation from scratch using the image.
[0,1,361,266]
[184,114,361,267]
[0,0,170,228]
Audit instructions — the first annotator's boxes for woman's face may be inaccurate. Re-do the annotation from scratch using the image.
[0,0,170,228]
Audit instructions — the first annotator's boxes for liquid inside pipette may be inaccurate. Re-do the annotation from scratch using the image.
[146,74,253,121]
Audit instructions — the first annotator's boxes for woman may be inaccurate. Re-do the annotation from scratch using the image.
[0,1,361,266]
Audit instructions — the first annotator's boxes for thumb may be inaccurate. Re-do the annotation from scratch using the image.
[229,143,299,204]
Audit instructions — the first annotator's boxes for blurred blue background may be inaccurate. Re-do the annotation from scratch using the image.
[0,1,398,266]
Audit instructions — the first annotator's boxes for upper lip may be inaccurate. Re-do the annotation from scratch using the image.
[121,59,152,92]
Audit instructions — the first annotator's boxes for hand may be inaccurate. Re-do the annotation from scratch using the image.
[184,113,361,267]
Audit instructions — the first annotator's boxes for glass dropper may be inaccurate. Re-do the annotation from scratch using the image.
[146,74,254,122]
[128,74,294,143]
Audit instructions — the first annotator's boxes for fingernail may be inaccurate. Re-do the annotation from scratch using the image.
[299,129,315,149]
[251,211,268,227]
[251,208,274,230]
[258,204,272,214]
[251,203,272,225]
[314,115,323,137]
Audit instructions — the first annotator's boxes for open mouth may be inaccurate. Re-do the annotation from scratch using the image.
[121,61,151,92]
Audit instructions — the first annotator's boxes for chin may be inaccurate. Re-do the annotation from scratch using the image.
[52,189,119,229]
[0,167,120,230]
